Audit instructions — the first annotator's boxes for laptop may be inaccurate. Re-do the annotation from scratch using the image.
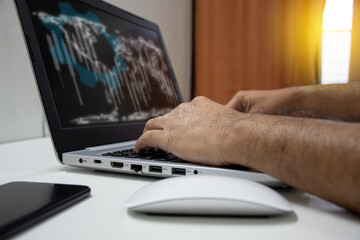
[15,0,282,186]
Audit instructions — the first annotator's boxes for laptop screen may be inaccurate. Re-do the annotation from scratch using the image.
[26,0,180,128]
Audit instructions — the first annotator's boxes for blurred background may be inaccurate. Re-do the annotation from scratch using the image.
[1,0,359,143]
[194,0,359,103]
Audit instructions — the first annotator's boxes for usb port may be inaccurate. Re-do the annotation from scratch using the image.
[149,165,162,173]
[131,164,142,173]
[111,162,124,168]
[94,159,102,164]
[172,168,186,175]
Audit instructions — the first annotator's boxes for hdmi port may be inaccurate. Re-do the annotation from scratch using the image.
[111,162,124,168]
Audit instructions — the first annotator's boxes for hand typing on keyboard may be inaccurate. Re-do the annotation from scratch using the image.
[134,97,240,167]
[134,85,360,214]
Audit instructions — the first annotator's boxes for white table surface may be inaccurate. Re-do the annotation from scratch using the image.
[0,137,359,240]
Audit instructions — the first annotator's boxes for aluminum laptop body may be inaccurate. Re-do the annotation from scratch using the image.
[15,0,283,186]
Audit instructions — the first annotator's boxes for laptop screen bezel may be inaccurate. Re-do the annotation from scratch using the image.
[14,0,183,161]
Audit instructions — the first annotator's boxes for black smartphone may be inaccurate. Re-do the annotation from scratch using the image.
[0,181,90,239]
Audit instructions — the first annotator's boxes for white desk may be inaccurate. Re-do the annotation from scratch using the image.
[0,138,359,240]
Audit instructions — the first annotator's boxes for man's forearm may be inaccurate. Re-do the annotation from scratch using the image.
[228,114,360,213]
[292,83,360,121]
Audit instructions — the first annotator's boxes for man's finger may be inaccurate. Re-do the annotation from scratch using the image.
[226,97,239,109]
[226,92,248,112]
[143,116,167,132]
[134,130,168,152]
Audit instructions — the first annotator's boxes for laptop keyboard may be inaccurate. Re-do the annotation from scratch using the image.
[102,148,261,173]
[102,148,187,163]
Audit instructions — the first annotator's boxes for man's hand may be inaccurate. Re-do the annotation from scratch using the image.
[134,96,248,167]
[226,87,314,118]
[134,85,360,213]
[227,89,288,114]
[227,83,360,121]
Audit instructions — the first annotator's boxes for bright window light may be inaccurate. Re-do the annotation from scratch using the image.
[321,0,353,84]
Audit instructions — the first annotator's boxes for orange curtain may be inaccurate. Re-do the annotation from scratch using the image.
[349,0,360,82]
[194,0,326,104]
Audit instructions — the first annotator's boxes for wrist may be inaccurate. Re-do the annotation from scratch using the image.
[278,85,312,115]
[220,113,267,167]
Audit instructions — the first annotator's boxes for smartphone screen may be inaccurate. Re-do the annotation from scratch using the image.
[0,181,90,239]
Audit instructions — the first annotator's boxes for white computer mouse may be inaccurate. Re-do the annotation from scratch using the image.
[125,175,292,216]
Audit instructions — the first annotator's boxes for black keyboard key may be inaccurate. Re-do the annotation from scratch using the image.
[102,147,186,162]
[170,159,187,163]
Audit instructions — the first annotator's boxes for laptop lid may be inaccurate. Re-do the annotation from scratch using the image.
[15,0,183,162]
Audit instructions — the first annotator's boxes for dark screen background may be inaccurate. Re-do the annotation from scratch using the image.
[27,0,179,128]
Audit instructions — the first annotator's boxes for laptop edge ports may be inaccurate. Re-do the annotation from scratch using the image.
[131,164,142,172]
[172,168,186,176]
[149,165,162,173]
[111,161,124,168]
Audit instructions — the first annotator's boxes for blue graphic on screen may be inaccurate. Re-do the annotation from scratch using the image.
[40,3,127,93]
[32,1,179,127]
